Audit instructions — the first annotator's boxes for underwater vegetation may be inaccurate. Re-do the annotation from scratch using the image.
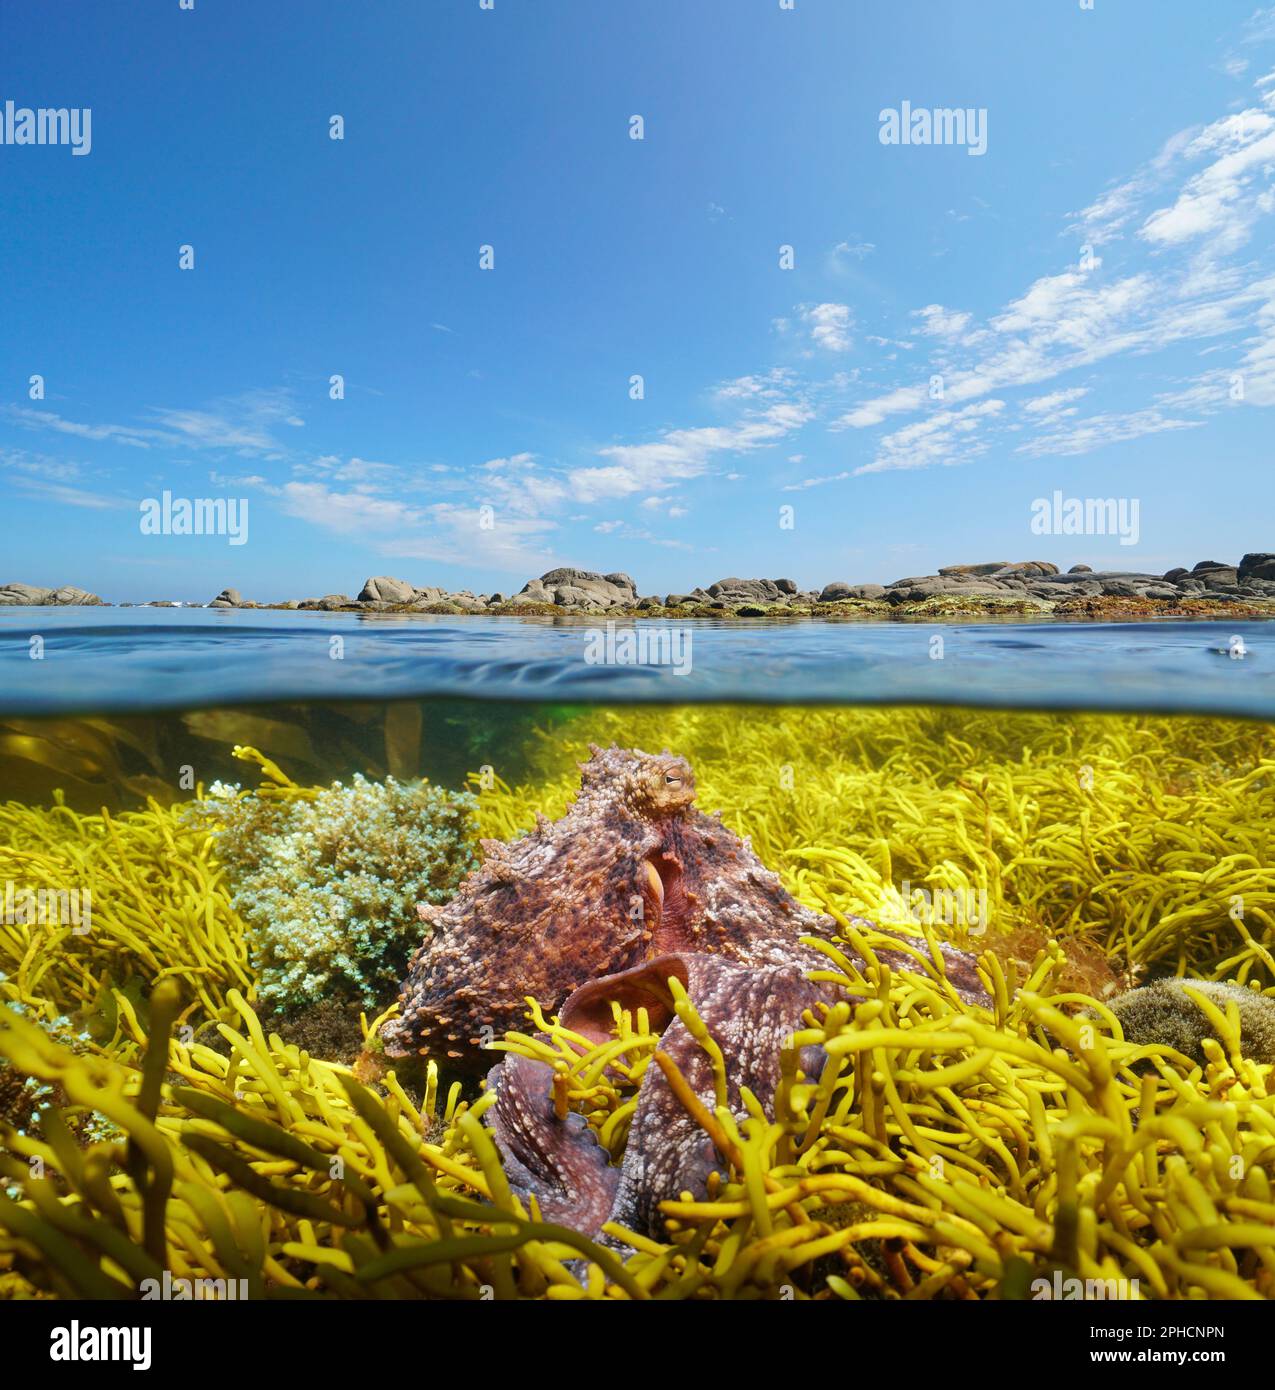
[0,703,1272,1299]
[194,749,477,1011]
[0,789,253,1028]
[472,705,1275,994]
[1,935,1273,1300]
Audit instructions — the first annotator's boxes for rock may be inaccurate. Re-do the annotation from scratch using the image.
[1162,568,1189,582]
[49,586,105,605]
[992,561,1060,578]
[705,578,799,606]
[1029,579,1102,599]
[0,582,105,605]
[208,587,243,608]
[887,577,1009,604]
[358,576,416,604]
[487,592,504,605]
[1192,560,1231,573]
[1096,578,1183,598]
[518,568,638,610]
[819,582,885,601]
[0,584,53,604]
[937,562,1011,577]
[664,594,692,607]
[1238,552,1275,581]
[317,594,352,611]
[1068,564,1093,574]
[403,588,448,609]
[1196,568,1239,588]
[1,584,46,604]
[637,596,662,609]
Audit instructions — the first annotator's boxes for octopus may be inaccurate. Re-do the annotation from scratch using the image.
[488,951,833,1250]
[381,744,991,1248]
[381,744,987,1070]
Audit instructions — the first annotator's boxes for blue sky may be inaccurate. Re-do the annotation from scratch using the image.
[2,0,1274,602]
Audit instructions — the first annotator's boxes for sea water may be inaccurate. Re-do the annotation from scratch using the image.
[1,611,1272,1302]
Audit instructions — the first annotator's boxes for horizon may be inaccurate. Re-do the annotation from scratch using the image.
[3,1,1275,602]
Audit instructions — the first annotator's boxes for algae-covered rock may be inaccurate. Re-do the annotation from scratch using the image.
[1106,979,1275,1065]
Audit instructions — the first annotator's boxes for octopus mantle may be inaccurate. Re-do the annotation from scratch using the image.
[381,744,987,1071]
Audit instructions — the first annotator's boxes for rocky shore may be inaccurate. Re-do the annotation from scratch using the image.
[4,555,1275,620]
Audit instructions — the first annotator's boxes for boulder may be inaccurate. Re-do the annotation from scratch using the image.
[705,578,799,605]
[0,582,105,605]
[1162,568,1189,583]
[991,561,1060,579]
[358,575,416,604]
[819,582,885,601]
[1067,564,1093,574]
[208,587,243,608]
[0,584,54,604]
[886,577,1009,603]
[517,568,638,610]
[1238,552,1275,581]
[317,594,352,611]
[937,562,1011,577]
[49,586,105,605]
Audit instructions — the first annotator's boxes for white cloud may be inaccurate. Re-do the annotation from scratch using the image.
[1139,112,1275,252]
[1243,6,1275,42]
[4,389,304,457]
[856,400,1006,475]
[1022,387,1090,415]
[782,471,852,491]
[800,302,854,352]
[913,304,972,339]
[1016,409,1204,458]
[570,397,811,502]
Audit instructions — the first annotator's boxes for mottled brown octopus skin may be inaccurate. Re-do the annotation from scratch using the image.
[489,952,833,1248]
[381,743,990,1071]
[383,744,844,1069]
